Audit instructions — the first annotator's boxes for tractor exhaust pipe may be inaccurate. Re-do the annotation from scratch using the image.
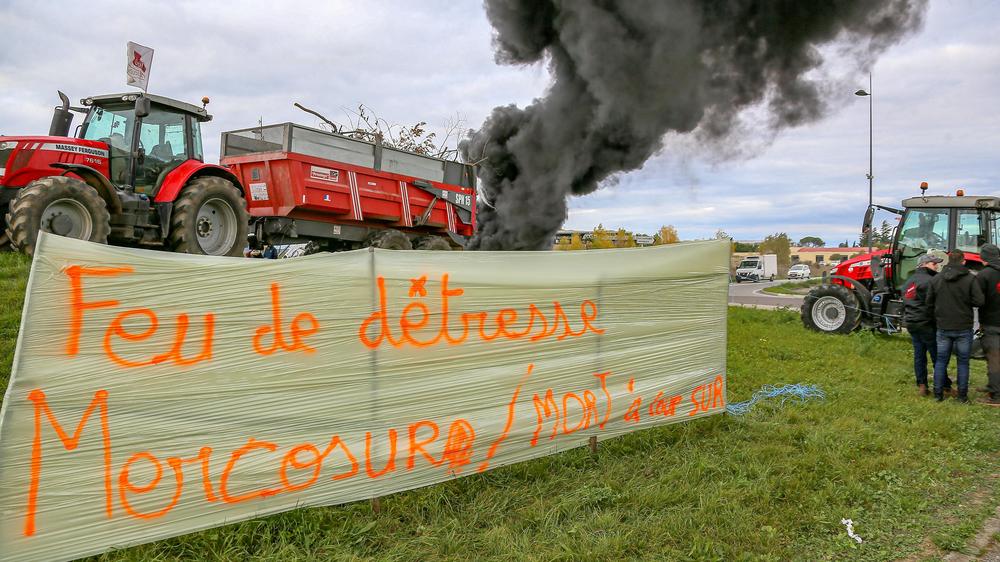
[48,90,73,137]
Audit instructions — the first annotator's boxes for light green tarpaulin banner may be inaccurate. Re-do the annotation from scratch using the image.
[0,233,729,561]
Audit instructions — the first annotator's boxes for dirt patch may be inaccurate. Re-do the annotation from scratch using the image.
[899,473,1000,561]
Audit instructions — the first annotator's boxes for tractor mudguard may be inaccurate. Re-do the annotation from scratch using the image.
[50,162,123,215]
[153,160,243,203]
[829,274,873,315]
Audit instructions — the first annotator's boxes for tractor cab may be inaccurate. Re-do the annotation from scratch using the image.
[889,195,1000,290]
[77,93,211,195]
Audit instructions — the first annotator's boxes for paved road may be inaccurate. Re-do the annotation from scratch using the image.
[728,279,806,309]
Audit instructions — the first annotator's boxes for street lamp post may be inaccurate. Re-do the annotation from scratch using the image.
[855,73,874,259]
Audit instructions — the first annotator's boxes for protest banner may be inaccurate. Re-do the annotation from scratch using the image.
[0,232,729,561]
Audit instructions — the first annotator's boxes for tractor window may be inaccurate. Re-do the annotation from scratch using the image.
[82,106,134,146]
[989,211,1000,245]
[81,105,135,184]
[956,210,985,253]
[896,208,950,289]
[191,119,204,161]
[135,107,188,194]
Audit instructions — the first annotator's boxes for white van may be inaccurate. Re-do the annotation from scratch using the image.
[735,254,778,282]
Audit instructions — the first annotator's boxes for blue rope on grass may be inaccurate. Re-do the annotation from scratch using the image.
[726,383,825,416]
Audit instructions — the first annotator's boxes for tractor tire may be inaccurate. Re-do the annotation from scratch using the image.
[169,176,249,257]
[414,235,452,251]
[801,283,861,334]
[367,229,412,250]
[5,176,111,257]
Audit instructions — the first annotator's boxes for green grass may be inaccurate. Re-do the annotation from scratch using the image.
[762,278,824,295]
[0,257,998,561]
[0,253,29,391]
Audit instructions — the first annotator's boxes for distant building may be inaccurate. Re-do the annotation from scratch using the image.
[792,246,867,265]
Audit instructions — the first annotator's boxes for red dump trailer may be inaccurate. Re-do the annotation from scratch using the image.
[221,123,477,251]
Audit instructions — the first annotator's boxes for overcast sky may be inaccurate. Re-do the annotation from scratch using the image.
[1,0,998,246]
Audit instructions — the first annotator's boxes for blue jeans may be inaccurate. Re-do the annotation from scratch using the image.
[935,329,972,396]
[910,329,937,387]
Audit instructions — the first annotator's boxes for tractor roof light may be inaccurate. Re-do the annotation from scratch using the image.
[957,189,965,196]
[81,98,93,106]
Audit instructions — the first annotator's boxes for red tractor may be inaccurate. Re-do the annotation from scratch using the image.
[801,188,999,334]
[0,92,248,256]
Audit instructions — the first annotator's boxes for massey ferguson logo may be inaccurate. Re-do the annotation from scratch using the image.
[40,143,109,158]
[131,51,146,72]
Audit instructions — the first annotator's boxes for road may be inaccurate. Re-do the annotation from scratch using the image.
[728,279,806,309]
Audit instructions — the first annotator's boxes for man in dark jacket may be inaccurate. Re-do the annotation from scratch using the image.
[974,244,1000,406]
[927,249,985,402]
[903,250,946,396]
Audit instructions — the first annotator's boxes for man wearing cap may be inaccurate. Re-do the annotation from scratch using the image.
[975,244,1000,406]
[902,249,947,396]
[927,249,985,402]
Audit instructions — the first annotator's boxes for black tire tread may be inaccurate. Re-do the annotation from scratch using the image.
[168,176,249,256]
[367,229,412,250]
[800,283,861,334]
[414,235,452,251]
[5,176,111,257]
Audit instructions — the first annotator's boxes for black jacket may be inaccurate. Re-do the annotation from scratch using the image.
[927,263,985,331]
[902,266,937,332]
[977,262,1000,328]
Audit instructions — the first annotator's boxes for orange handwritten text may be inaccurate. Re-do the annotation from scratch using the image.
[64,264,214,368]
[531,372,613,446]
[359,274,604,350]
[252,283,320,355]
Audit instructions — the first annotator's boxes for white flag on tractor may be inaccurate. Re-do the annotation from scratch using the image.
[126,42,153,91]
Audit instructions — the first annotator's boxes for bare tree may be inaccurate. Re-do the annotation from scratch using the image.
[294,102,465,161]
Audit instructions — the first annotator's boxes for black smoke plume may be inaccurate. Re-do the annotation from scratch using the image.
[460,0,927,250]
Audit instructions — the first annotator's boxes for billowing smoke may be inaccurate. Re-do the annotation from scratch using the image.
[460,0,927,250]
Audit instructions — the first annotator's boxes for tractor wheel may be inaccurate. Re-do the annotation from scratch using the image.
[5,176,111,256]
[414,235,452,250]
[367,229,412,250]
[801,283,861,334]
[169,176,249,257]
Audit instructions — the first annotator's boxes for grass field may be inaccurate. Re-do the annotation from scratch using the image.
[762,278,824,295]
[1,253,998,561]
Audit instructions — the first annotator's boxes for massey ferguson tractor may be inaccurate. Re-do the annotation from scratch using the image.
[0,91,476,257]
[801,187,1000,334]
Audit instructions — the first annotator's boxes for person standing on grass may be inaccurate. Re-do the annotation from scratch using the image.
[974,244,1000,406]
[902,249,947,397]
[926,249,985,402]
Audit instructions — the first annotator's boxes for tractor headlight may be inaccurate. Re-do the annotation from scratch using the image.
[0,142,10,151]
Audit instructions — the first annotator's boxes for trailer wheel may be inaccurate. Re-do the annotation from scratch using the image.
[5,176,111,256]
[414,236,452,251]
[801,283,861,334]
[169,176,249,257]
[367,229,412,250]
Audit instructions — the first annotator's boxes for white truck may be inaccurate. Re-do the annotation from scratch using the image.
[734,254,778,283]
